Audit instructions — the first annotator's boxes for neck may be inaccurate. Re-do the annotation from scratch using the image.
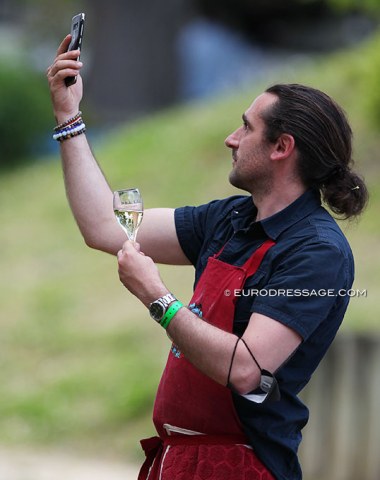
[254,182,307,221]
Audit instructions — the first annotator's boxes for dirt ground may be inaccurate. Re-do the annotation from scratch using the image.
[0,447,140,480]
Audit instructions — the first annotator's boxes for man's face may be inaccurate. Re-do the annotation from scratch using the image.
[225,92,277,194]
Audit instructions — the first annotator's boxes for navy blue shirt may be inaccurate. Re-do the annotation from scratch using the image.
[174,190,354,480]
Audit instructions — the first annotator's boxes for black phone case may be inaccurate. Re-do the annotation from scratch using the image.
[65,13,85,87]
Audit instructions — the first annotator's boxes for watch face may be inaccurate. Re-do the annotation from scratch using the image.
[150,301,165,322]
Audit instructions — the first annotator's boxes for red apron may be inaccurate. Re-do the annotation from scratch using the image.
[139,239,276,480]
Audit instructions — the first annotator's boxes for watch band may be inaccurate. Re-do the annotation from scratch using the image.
[157,293,177,309]
[160,300,183,330]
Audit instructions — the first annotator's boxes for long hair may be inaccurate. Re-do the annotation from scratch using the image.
[262,84,368,219]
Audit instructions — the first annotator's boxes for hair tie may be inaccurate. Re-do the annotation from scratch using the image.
[319,165,344,184]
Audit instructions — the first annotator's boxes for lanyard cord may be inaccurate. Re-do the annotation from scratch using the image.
[240,337,262,371]
[226,336,262,388]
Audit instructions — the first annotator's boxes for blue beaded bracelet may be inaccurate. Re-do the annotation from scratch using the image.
[53,121,86,142]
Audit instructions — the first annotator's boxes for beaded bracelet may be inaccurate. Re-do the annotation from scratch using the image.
[54,117,82,133]
[54,111,82,131]
[53,121,86,142]
[53,111,86,142]
[54,123,86,142]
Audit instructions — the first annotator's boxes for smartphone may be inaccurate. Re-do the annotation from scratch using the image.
[65,13,85,87]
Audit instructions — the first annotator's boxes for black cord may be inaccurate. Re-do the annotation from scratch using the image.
[226,336,240,388]
[227,336,263,389]
[239,337,262,372]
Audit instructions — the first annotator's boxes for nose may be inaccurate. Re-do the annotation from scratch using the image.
[225,128,240,149]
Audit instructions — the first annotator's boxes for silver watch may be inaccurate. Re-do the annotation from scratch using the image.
[149,293,177,323]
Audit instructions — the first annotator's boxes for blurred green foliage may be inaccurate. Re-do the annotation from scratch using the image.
[349,32,380,126]
[0,63,52,170]
[315,30,380,127]
[328,0,380,14]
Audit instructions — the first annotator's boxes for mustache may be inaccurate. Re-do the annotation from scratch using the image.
[232,150,238,162]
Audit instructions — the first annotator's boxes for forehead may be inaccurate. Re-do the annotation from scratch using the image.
[245,92,277,120]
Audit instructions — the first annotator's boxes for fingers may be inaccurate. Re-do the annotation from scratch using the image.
[117,240,145,259]
[57,35,71,56]
[47,35,82,82]
[46,55,83,98]
[131,241,142,253]
[47,59,82,84]
[47,50,82,74]
[123,240,141,251]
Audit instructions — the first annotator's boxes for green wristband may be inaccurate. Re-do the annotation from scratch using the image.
[160,301,183,330]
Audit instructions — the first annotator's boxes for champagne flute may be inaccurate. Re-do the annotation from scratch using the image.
[113,188,144,241]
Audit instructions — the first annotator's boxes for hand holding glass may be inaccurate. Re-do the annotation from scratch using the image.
[113,188,143,241]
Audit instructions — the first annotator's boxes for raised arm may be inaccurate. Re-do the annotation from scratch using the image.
[47,36,189,265]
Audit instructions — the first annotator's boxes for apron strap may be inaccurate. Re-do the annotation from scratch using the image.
[163,433,248,446]
[243,239,275,278]
[214,243,226,258]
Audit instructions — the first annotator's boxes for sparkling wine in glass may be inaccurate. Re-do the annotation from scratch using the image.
[113,188,143,241]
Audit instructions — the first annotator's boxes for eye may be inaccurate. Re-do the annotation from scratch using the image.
[241,114,250,132]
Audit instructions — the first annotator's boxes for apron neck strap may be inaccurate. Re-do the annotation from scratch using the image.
[214,238,275,276]
[243,239,275,277]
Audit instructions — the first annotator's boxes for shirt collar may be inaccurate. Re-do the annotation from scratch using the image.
[230,190,321,240]
[261,189,321,239]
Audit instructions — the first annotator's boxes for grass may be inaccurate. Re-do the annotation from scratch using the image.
[0,34,379,461]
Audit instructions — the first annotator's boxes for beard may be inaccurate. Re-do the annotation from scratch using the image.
[229,148,273,198]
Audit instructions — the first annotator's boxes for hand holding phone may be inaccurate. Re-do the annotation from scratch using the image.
[65,13,85,87]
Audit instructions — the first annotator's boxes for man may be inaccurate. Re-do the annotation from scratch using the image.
[47,36,368,479]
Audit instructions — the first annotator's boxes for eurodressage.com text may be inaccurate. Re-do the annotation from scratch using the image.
[226,288,368,298]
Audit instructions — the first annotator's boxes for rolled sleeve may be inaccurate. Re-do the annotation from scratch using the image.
[174,200,219,266]
[174,197,242,267]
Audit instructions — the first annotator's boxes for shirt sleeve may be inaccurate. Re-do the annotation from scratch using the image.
[251,241,353,341]
[174,201,216,265]
[174,197,239,266]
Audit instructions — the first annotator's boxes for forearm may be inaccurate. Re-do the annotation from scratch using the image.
[48,37,125,255]
[59,132,122,254]
[166,307,261,393]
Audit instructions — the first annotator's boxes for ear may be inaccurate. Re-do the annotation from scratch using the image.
[270,133,296,161]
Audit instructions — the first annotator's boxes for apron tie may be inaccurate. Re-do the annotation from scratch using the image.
[139,436,163,480]
[139,433,250,479]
